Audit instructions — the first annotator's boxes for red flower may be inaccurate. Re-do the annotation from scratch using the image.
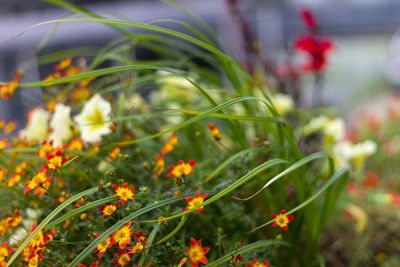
[270,209,294,231]
[98,202,119,217]
[184,238,209,267]
[231,254,243,265]
[113,183,135,204]
[184,190,208,213]
[299,8,317,31]
[112,251,132,267]
[167,160,196,177]
[245,258,269,267]
[294,34,334,72]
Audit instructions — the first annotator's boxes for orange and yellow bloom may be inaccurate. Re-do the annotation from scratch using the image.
[184,190,208,213]
[0,69,22,100]
[98,202,119,217]
[0,138,9,150]
[112,251,132,267]
[46,150,67,170]
[24,169,51,195]
[270,209,294,231]
[167,160,196,178]
[208,122,221,141]
[37,140,54,158]
[92,233,112,259]
[184,238,209,267]
[111,221,135,250]
[0,241,13,262]
[160,132,178,156]
[113,183,135,204]
[245,258,269,267]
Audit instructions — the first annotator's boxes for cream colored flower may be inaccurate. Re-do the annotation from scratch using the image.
[303,115,329,135]
[74,94,112,143]
[19,107,50,141]
[303,116,345,142]
[49,103,73,146]
[270,93,294,115]
[324,118,345,141]
[333,139,377,170]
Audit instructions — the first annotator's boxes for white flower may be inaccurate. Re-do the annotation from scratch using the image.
[74,94,112,143]
[271,93,294,115]
[303,115,329,135]
[324,118,345,141]
[351,140,377,158]
[303,116,345,142]
[9,228,27,246]
[49,103,73,146]
[333,139,377,170]
[19,107,50,141]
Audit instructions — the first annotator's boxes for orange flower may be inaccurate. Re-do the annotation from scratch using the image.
[3,121,17,135]
[208,122,221,141]
[0,167,8,183]
[160,132,178,156]
[77,262,99,267]
[167,160,196,177]
[154,154,165,178]
[27,253,42,267]
[127,230,149,254]
[92,233,112,259]
[55,58,71,71]
[37,140,54,158]
[0,241,13,262]
[113,183,135,204]
[112,251,132,267]
[98,202,119,217]
[270,209,294,231]
[109,147,121,161]
[46,150,67,170]
[184,190,208,213]
[175,258,187,267]
[27,221,55,249]
[0,69,22,100]
[15,161,27,173]
[24,169,51,195]
[245,258,269,267]
[6,173,21,188]
[34,182,50,199]
[0,138,9,150]
[111,221,135,250]
[184,238,209,267]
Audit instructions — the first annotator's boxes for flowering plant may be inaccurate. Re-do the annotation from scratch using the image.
[0,2,354,267]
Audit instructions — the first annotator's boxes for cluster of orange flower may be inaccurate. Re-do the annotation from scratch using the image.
[154,132,178,178]
[0,69,22,100]
[22,222,56,267]
[0,119,17,136]
[0,210,21,236]
[22,140,68,198]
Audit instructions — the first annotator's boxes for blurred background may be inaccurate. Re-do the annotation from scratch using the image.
[1,0,400,124]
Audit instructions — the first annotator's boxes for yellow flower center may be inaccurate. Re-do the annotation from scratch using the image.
[275,214,289,227]
[189,246,204,262]
[86,108,105,131]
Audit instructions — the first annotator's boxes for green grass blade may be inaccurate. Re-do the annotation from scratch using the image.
[235,152,331,201]
[155,214,188,245]
[249,168,348,232]
[203,147,269,183]
[205,240,290,267]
